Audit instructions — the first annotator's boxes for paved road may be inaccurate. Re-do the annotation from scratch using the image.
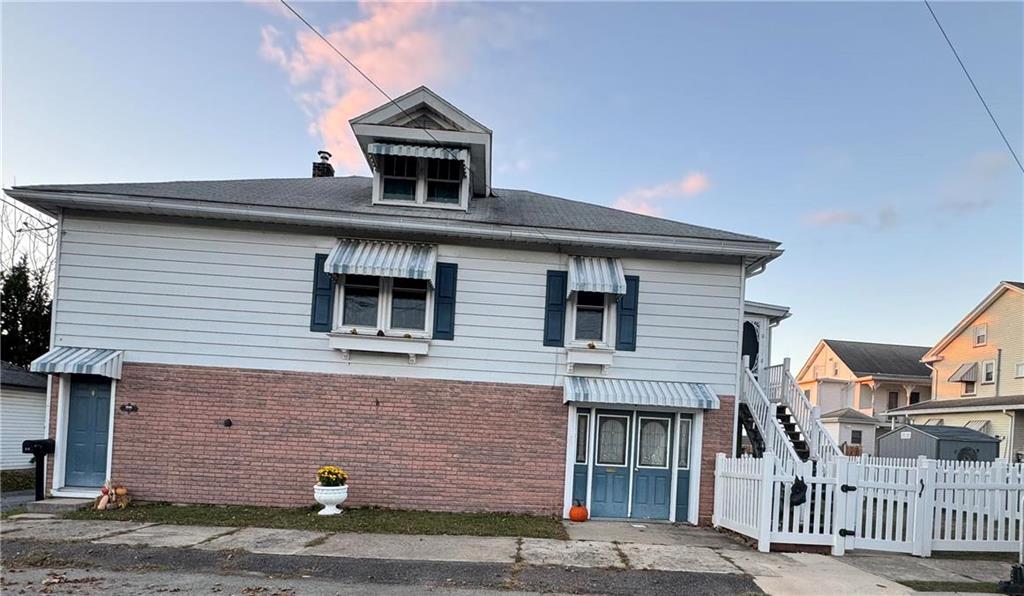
[1,537,764,596]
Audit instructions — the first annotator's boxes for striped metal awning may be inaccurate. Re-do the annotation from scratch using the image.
[965,419,991,433]
[564,377,720,410]
[367,143,469,162]
[567,256,627,297]
[948,362,978,383]
[325,239,438,284]
[30,346,124,379]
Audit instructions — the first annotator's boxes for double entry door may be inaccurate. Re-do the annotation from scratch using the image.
[589,410,675,519]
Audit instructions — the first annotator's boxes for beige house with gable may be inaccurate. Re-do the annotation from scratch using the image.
[888,281,1024,461]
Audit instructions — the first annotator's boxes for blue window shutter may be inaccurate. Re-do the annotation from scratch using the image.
[543,270,568,347]
[616,275,640,351]
[309,253,334,332]
[433,262,458,340]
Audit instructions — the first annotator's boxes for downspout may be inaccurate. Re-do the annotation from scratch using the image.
[1003,410,1014,461]
[995,348,1002,396]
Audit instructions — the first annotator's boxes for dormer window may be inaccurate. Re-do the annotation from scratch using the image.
[379,155,417,202]
[368,144,471,210]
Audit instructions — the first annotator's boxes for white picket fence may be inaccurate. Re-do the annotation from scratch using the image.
[713,453,1024,556]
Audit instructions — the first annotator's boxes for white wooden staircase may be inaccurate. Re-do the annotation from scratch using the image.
[737,357,840,473]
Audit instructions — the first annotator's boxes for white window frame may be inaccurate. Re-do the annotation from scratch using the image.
[635,416,671,470]
[372,155,470,211]
[973,324,988,347]
[595,414,630,467]
[981,359,996,384]
[962,379,977,396]
[1016,362,1024,378]
[850,429,863,445]
[567,292,617,348]
[334,275,433,338]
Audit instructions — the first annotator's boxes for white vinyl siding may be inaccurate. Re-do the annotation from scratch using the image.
[0,386,47,470]
[53,214,743,394]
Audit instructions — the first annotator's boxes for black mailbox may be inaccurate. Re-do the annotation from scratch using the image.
[22,439,55,456]
[22,438,55,501]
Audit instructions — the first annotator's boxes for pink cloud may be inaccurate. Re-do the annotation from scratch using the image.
[612,172,710,216]
[258,2,536,174]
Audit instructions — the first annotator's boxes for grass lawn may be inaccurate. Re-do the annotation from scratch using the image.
[1,469,35,493]
[66,503,568,539]
[898,580,1001,593]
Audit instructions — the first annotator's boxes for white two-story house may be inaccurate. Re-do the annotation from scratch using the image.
[11,87,785,524]
[888,281,1024,461]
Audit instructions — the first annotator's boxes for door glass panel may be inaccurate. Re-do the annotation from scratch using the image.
[678,419,691,469]
[575,414,589,464]
[597,417,627,465]
[638,419,669,467]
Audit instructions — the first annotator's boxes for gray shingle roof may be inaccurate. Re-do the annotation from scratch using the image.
[889,394,1024,413]
[1,360,47,389]
[819,408,882,424]
[1004,281,1024,291]
[824,339,931,378]
[901,424,999,442]
[19,177,775,244]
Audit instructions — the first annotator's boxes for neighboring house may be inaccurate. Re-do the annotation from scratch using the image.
[8,87,785,524]
[1,361,48,470]
[795,339,932,450]
[888,281,1024,462]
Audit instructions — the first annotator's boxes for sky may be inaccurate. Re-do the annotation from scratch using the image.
[2,1,1022,366]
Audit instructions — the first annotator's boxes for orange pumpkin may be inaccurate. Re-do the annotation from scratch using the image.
[569,500,588,522]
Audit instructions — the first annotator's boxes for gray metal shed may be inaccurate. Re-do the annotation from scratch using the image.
[876,424,1000,462]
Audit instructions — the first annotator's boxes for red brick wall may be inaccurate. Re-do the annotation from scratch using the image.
[52,363,568,514]
[698,395,735,525]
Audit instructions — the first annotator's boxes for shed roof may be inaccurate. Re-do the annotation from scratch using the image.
[823,339,931,378]
[1,360,47,389]
[880,424,999,443]
[819,408,882,424]
[888,394,1024,414]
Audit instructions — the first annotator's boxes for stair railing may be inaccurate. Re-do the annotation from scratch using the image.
[740,365,800,476]
[763,363,841,465]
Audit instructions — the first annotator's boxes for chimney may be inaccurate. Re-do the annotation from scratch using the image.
[312,150,334,178]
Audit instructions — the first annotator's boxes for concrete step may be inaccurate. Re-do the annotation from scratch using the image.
[26,498,93,514]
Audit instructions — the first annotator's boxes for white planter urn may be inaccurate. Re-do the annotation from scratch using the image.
[314,484,348,515]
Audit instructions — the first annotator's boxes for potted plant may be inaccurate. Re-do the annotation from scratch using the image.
[314,465,349,515]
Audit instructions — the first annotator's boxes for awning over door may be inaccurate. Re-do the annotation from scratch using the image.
[567,256,627,297]
[324,239,438,284]
[564,376,720,410]
[30,346,124,379]
[948,362,978,383]
[367,143,469,162]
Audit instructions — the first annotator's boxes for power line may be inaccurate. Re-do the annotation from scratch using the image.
[923,0,1023,173]
[278,0,478,178]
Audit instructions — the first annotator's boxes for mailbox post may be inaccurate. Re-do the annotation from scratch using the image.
[21,439,55,502]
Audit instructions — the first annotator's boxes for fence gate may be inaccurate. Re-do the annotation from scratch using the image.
[835,459,921,554]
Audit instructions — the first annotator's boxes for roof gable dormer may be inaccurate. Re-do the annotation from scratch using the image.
[350,87,492,209]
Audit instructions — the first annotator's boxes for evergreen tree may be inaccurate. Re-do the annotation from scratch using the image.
[1,256,51,366]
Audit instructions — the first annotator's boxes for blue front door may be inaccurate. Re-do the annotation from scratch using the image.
[590,413,631,518]
[65,376,111,488]
[630,414,673,519]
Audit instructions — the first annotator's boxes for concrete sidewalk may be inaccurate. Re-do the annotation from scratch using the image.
[1,515,1012,595]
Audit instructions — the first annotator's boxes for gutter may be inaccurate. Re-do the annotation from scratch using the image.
[7,188,783,266]
[884,404,1024,416]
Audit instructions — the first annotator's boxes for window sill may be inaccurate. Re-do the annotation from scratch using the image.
[566,345,615,374]
[327,332,430,363]
[372,198,467,211]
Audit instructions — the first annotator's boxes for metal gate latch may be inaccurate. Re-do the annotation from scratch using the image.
[840,484,857,492]
[838,529,855,537]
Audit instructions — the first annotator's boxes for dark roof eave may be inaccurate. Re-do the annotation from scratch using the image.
[9,188,783,262]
